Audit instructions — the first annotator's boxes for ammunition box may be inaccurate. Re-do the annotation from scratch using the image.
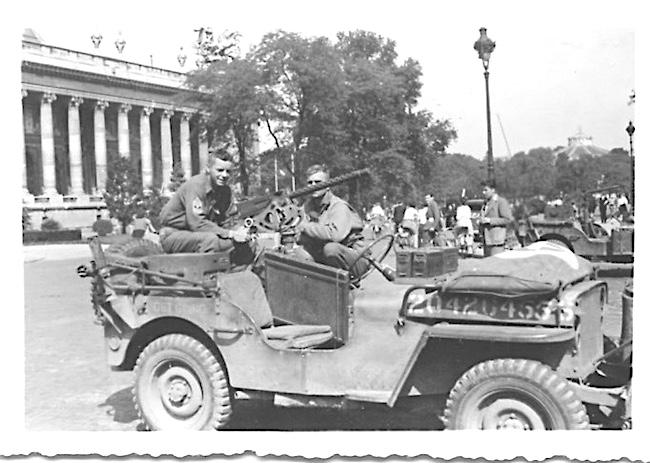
[412,248,444,278]
[395,249,414,278]
[441,247,459,273]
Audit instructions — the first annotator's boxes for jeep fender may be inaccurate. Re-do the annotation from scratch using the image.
[389,323,575,406]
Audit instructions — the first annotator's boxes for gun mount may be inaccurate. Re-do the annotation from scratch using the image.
[237,168,370,234]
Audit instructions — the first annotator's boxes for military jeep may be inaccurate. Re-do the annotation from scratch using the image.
[527,200,634,264]
[79,231,632,431]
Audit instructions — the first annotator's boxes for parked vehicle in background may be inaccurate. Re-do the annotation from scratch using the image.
[527,202,633,263]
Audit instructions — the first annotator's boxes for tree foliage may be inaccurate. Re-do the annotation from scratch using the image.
[184,28,631,210]
[103,156,142,233]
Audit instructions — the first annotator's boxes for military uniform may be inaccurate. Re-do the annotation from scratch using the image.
[480,194,513,256]
[158,172,235,253]
[296,191,370,279]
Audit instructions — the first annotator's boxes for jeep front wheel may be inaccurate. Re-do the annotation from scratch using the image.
[133,334,232,430]
[443,359,589,430]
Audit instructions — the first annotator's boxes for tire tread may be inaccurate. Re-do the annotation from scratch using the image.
[443,358,589,430]
[133,333,232,431]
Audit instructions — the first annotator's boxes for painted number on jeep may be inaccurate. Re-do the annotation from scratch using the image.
[409,293,562,326]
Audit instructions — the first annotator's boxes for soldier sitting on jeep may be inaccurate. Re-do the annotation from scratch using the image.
[292,164,370,280]
[158,151,253,259]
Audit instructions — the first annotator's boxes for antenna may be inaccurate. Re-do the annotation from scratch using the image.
[497,114,512,157]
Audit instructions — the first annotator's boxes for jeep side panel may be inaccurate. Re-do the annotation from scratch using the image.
[216,257,428,403]
[392,280,607,403]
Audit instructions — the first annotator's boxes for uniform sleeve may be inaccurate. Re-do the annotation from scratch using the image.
[301,202,353,243]
[491,198,514,226]
[184,191,229,237]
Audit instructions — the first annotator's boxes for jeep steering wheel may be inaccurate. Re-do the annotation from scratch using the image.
[346,233,395,284]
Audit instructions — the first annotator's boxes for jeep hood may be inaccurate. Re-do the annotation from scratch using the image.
[443,241,594,296]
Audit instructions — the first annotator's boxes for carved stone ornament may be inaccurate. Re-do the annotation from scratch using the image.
[41,92,57,104]
[95,100,109,111]
[69,96,84,108]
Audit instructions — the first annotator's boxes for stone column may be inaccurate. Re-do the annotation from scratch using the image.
[68,96,84,195]
[198,116,209,171]
[21,89,30,197]
[140,106,154,190]
[40,92,57,196]
[160,109,173,192]
[94,100,109,192]
[180,112,192,176]
[117,103,132,158]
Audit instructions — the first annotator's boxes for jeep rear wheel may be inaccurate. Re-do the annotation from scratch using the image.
[107,238,163,257]
[133,334,232,430]
[443,359,589,430]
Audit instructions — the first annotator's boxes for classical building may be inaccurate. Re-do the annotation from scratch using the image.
[21,29,212,228]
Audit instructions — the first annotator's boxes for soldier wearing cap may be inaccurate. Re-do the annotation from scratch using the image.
[293,164,370,279]
[158,151,250,254]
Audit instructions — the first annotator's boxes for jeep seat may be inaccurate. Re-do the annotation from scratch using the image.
[219,271,333,349]
[262,325,333,349]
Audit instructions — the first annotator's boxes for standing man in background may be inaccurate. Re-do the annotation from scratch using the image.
[392,201,406,233]
[422,193,443,246]
[480,180,513,257]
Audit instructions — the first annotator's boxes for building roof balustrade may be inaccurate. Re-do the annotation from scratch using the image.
[22,39,188,89]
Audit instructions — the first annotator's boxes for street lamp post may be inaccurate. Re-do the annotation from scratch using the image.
[626,121,635,208]
[473,27,496,185]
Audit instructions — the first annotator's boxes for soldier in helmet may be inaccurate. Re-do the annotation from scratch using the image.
[158,151,251,256]
[293,164,370,280]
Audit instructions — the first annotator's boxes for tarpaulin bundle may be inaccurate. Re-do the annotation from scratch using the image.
[442,242,594,297]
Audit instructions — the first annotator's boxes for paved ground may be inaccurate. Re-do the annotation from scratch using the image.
[24,245,629,431]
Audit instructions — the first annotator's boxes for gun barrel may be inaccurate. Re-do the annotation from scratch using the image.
[288,168,370,199]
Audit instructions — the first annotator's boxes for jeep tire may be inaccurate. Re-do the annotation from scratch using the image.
[443,358,589,430]
[133,334,232,430]
[107,238,163,257]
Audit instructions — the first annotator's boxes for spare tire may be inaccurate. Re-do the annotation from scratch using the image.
[106,238,163,258]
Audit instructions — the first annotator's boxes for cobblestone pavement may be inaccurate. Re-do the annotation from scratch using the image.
[24,254,628,431]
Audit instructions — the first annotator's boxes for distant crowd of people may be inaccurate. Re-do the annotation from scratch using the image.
[364,183,634,257]
[365,180,515,256]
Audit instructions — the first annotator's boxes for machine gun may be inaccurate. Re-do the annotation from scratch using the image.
[236,168,370,234]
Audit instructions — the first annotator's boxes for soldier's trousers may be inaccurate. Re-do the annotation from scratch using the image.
[160,229,234,253]
[294,238,370,280]
[159,228,258,267]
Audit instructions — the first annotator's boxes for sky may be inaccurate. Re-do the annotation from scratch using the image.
[13,0,638,158]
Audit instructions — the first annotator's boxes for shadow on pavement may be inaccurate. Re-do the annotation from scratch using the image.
[226,397,446,431]
[97,387,446,431]
[98,386,139,424]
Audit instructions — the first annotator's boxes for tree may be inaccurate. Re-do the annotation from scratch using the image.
[253,31,347,188]
[186,58,265,196]
[429,153,484,201]
[185,29,458,206]
[403,110,457,195]
[554,151,574,195]
[168,165,187,193]
[103,156,142,233]
[142,187,169,230]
